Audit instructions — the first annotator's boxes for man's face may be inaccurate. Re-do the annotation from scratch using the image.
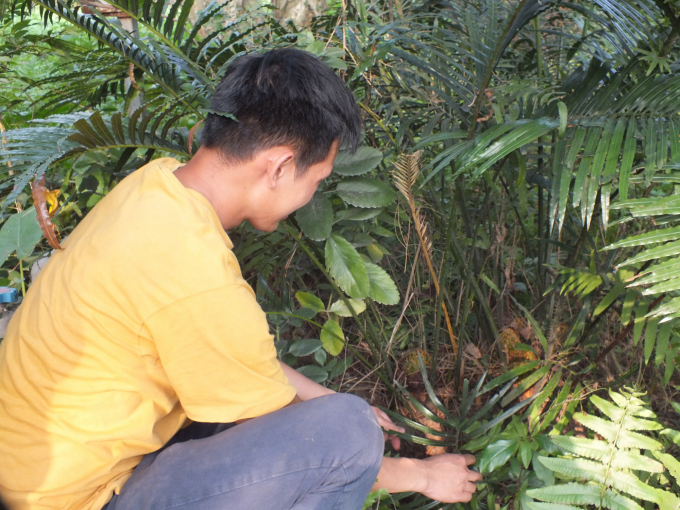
[249,142,339,232]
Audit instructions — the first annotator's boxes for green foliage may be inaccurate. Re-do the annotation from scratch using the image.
[528,389,680,510]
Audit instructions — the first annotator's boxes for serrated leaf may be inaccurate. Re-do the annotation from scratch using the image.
[336,207,383,222]
[479,439,519,474]
[296,192,333,241]
[320,318,345,356]
[573,412,618,441]
[591,395,625,422]
[527,503,582,510]
[611,450,664,472]
[328,299,367,317]
[608,470,662,503]
[336,178,396,208]
[325,234,370,299]
[365,262,400,305]
[334,146,383,176]
[295,291,325,313]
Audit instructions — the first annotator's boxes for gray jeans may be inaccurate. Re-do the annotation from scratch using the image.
[103,394,384,510]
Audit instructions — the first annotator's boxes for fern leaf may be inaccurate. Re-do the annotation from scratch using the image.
[537,457,606,484]
[607,470,663,504]
[527,503,582,510]
[652,451,680,485]
[616,429,663,450]
[611,451,664,472]
[591,395,625,422]
[601,490,644,510]
[573,413,618,442]
[621,415,663,432]
[526,482,601,505]
[550,436,612,461]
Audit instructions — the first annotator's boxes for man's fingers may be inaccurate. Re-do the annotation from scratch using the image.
[390,435,401,450]
[464,454,476,465]
[468,470,483,482]
[464,482,478,493]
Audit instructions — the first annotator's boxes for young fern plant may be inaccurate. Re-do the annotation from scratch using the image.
[527,388,680,510]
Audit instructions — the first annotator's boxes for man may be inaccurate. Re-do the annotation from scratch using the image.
[0,48,482,510]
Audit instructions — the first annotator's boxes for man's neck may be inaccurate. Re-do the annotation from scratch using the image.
[173,147,250,230]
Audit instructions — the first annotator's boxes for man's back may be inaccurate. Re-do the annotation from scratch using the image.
[0,158,294,510]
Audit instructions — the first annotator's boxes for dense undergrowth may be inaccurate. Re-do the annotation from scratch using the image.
[3,0,680,508]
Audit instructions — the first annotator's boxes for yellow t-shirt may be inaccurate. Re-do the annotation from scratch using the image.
[0,158,296,510]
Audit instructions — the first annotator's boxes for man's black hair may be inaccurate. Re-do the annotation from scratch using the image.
[201,48,362,173]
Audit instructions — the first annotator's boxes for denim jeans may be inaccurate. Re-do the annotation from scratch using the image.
[103,394,384,510]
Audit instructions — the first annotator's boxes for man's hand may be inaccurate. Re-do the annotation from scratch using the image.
[371,406,404,450]
[417,453,482,503]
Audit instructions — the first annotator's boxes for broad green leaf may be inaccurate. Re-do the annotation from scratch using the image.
[519,441,532,469]
[288,338,323,357]
[532,451,555,486]
[365,262,400,305]
[527,483,601,505]
[325,234,370,299]
[335,207,382,222]
[296,192,333,241]
[0,207,43,265]
[633,301,649,347]
[296,365,328,383]
[335,178,396,208]
[478,439,519,474]
[621,290,638,324]
[328,298,367,317]
[320,318,345,355]
[295,291,325,313]
[334,146,383,176]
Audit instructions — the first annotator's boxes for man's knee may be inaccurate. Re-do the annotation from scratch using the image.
[312,394,384,471]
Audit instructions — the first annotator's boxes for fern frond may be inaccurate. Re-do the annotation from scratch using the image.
[537,457,607,484]
[550,436,612,461]
[526,482,602,505]
[601,490,645,510]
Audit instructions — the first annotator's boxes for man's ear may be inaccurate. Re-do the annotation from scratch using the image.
[266,147,296,189]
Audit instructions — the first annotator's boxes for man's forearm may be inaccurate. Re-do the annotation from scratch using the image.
[372,457,425,493]
[279,361,335,401]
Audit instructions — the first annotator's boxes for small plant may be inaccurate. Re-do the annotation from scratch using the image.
[527,388,680,510]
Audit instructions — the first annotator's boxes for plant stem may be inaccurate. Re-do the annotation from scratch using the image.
[19,259,26,297]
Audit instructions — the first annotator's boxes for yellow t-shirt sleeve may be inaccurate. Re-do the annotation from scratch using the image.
[142,283,297,423]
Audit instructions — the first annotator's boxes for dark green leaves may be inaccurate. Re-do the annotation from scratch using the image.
[335,179,396,208]
[0,208,44,266]
[296,192,333,241]
[334,147,383,176]
[478,439,519,473]
[325,234,370,299]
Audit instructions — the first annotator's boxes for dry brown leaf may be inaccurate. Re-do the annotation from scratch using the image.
[31,175,62,251]
[188,120,204,154]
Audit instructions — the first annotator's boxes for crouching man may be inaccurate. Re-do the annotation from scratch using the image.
[0,48,482,510]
